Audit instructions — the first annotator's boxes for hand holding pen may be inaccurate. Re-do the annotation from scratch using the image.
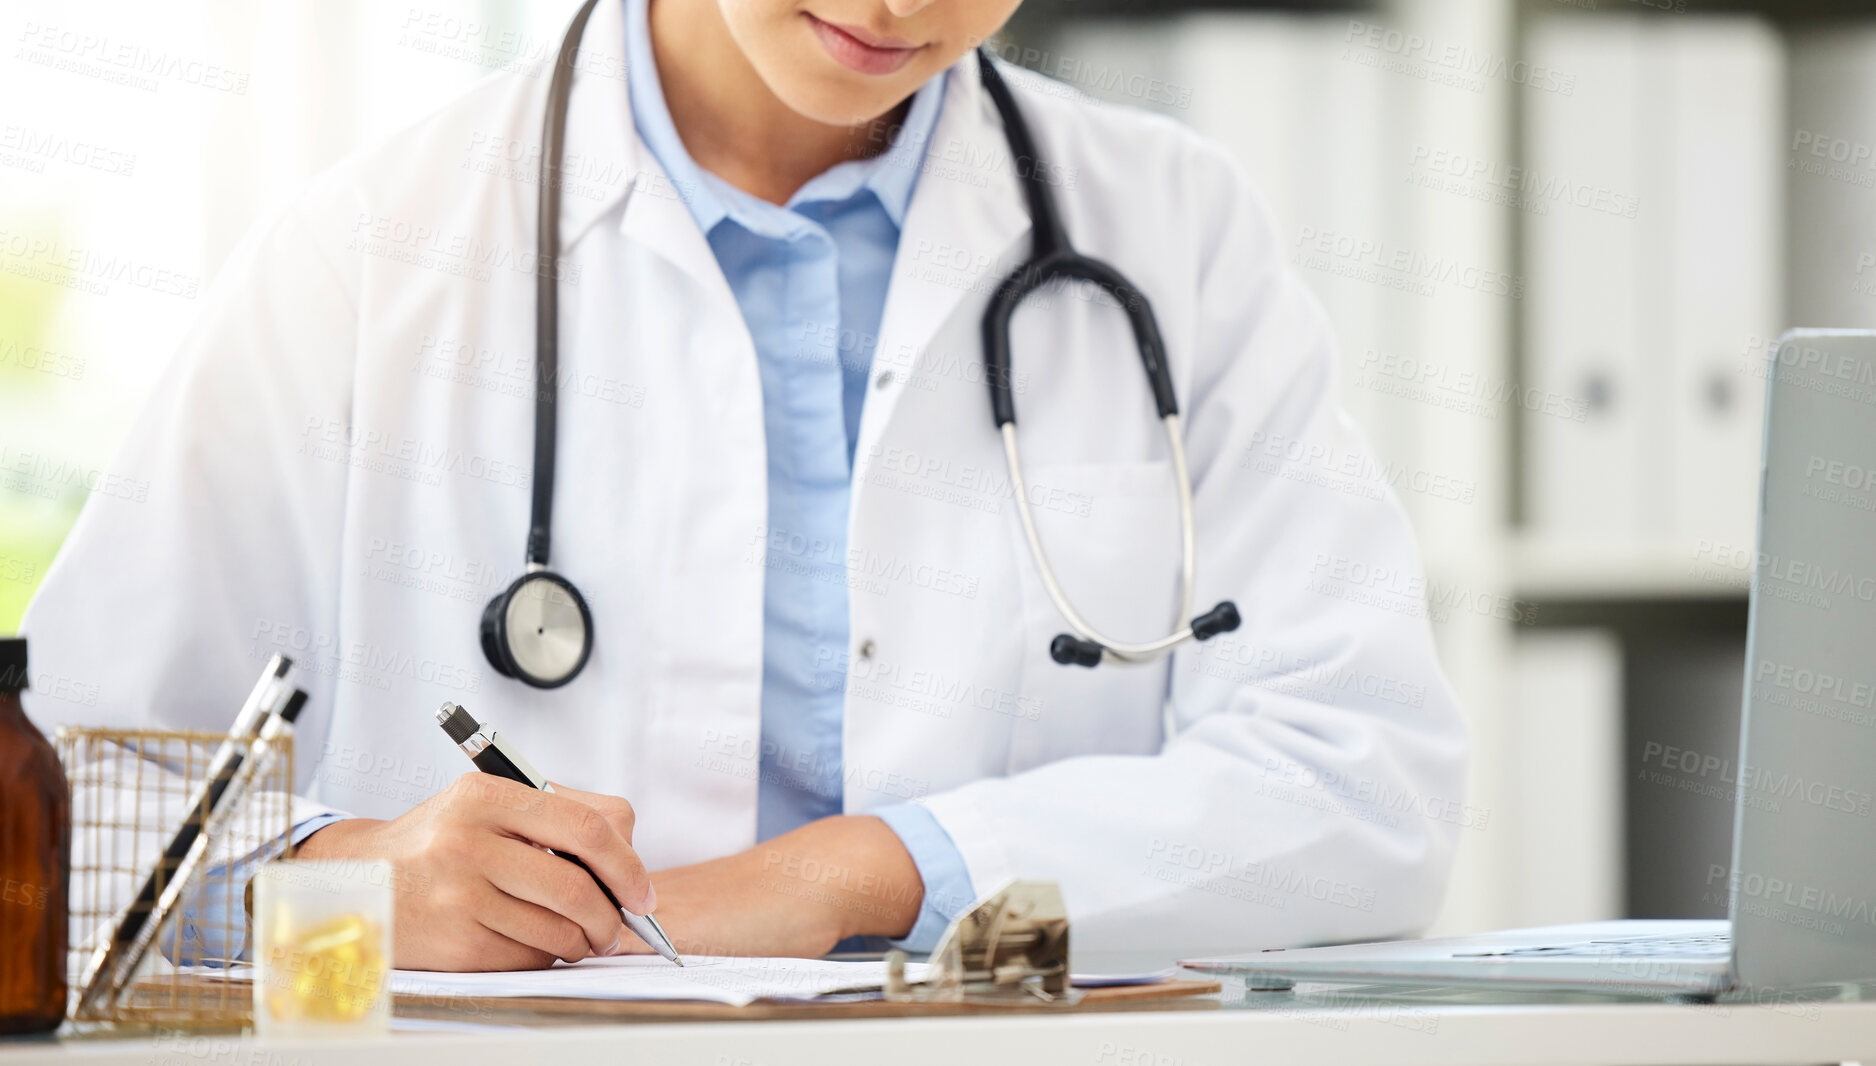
[294,724,664,971]
[433,703,682,965]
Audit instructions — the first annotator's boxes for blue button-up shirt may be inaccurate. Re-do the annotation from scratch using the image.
[623,0,972,948]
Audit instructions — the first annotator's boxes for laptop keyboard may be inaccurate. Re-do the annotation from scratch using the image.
[1454,932,1732,960]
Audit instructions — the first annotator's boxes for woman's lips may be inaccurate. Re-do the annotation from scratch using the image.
[806,14,920,76]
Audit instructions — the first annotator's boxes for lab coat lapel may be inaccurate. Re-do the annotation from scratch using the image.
[855,51,1032,467]
[555,0,732,298]
[617,173,735,304]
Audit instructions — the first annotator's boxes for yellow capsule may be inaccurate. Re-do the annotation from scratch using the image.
[262,913,387,1023]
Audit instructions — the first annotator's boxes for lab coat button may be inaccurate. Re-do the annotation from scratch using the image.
[875,370,894,390]
[856,639,876,663]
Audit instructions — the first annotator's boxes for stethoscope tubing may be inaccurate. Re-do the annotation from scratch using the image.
[527,0,602,569]
[488,6,1235,686]
[1000,417,1199,664]
[979,52,1229,666]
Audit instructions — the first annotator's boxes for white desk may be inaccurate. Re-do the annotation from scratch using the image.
[10,982,1876,1066]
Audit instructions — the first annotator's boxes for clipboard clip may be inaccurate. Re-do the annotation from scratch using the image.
[884,880,1077,1006]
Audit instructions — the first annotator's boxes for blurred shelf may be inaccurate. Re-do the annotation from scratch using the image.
[1509,538,1751,602]
[1520,0,1876,21]
[1003,0,1372,39]
[1015,0,1876,31]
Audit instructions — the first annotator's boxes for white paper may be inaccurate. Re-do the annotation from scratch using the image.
[387,955,926,1008]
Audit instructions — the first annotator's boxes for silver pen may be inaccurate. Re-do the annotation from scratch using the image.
[434,702,683,965]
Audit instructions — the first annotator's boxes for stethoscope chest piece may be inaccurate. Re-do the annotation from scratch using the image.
[480,570,593,689]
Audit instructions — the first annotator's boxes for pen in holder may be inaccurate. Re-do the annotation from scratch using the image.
[58,657,301,1026]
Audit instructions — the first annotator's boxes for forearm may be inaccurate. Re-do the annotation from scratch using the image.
[643,814,925,957]
[748,814,924,941]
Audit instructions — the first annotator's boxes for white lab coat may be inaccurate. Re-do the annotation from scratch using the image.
[23,0,1466,953]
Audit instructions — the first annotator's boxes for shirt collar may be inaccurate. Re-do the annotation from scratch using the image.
[624,0,944,237]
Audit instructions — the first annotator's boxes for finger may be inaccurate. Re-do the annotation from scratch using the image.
[482,835,627,956]
[465,932,559,973]
[456,777,654,913]
[410,924,559,973]
[470,879,598,965]
[548,783,635,844]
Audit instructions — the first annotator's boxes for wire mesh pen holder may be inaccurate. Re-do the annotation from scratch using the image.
[56,726,293,1026]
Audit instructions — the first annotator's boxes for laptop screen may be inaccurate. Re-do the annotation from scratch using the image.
[1730,329,1876,988]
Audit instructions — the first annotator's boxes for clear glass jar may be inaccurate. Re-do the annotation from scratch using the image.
[252,859,393,1038]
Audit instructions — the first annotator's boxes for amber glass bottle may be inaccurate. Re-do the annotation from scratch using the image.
[0,638,69,1034]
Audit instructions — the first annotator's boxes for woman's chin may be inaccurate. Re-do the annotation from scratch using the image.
[766,76,910,128]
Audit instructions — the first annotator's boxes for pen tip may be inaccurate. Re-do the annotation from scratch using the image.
[672,957,685,967]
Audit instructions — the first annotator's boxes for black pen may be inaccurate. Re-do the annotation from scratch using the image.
[434,702,682,965]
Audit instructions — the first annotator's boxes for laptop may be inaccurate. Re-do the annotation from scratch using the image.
[1185,330,1876,999]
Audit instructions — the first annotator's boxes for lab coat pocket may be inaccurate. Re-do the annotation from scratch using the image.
[1003,460,1182,775]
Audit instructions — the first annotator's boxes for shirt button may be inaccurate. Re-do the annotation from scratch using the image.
[856,639,876,664]
[874,370,894,390]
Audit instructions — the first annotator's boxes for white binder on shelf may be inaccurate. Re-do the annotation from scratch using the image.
[1524,16,1783,564]
[1507,629,1625,926]
[1524,17,1650,549]
[1785,28,1876,332]
[1659,21,1782,554]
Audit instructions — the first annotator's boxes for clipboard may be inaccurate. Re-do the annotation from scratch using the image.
[388,977,1222,1025]
[398,880,1220,1022]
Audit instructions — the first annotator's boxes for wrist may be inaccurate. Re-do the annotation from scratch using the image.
[292,817,384,860]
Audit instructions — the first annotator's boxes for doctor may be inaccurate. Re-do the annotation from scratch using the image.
[24,0,1466,971]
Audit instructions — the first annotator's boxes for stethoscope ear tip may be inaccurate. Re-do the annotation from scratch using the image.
[1050,601,1240,669]
[1050,634,1106,668]
[1191,601,1242,642]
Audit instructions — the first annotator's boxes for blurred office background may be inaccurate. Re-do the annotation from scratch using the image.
[2,0,1871,935]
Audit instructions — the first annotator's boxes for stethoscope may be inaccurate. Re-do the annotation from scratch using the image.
[481,0,1240,689]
